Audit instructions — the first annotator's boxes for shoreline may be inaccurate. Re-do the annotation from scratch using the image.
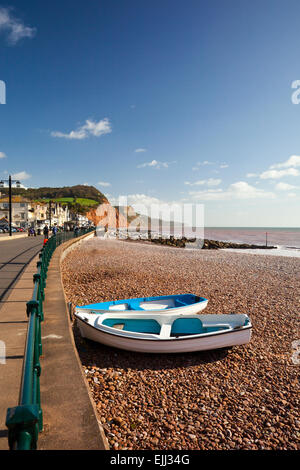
[96,225,300,257]
[101,234,300,259]
[61,238,300,450]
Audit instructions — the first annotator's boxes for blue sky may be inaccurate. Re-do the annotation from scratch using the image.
[1,0,300,226]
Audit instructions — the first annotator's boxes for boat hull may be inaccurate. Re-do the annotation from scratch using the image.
[76,293,208,315]
[76,316,252,354]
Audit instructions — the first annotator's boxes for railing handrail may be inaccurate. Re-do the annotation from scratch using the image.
[6,227,94,450]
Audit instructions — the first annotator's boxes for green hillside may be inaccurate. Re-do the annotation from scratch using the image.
[42,197,99,206]
[3,185,107,205]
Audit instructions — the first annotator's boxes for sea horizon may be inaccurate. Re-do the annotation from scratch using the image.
[205,226,300,230]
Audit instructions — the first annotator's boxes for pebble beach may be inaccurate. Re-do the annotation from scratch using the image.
[61,238,300,450]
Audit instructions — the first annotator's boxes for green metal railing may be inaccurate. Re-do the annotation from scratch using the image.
[5,228,94,450]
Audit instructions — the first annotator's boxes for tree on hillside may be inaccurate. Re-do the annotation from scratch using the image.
[1,185,107,204]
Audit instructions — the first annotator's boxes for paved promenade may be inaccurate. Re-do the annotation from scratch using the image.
[0,233,28,242]
[0,236,43,448]
[0,232,107,450]
[0,255,40,449]
[0,236,44,306]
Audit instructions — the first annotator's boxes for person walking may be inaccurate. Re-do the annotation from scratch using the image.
[43,225,49,238]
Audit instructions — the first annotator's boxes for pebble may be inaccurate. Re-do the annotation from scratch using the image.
[62,238,300,450]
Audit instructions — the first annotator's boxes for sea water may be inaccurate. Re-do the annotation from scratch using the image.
[157,227,300,258]
[204,227,300,258]
[98,226,300,258]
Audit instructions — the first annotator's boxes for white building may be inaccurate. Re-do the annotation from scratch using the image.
[0,197,70,228]
[46,202,70,227]
[0,197,31,228]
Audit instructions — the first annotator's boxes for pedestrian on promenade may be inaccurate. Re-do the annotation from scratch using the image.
[43,225,49,238]
[52,225,58,235]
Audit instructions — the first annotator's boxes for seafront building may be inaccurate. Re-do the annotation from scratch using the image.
[0,196,71,229]
[47,202,70,227]
[0,196,32,228]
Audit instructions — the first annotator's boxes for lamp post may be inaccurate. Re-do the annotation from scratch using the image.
[0,176,21,236]
[48,200,53,230]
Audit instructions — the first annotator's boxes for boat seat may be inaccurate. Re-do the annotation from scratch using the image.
[140,299,175,310]
[109,303,129,311]
[159,324,172,338]
[174,299,187,307]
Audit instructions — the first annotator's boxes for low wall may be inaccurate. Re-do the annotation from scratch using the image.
[38,231,109,450]
[60,230,95,262]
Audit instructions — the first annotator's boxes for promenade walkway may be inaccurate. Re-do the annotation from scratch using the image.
[0,255,40,449]
[0,233,28,242]
[0,232,107,450]
[0,236,43,305]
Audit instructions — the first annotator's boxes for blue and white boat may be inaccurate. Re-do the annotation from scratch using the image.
[75,294,208,316]
[74,310,252,354]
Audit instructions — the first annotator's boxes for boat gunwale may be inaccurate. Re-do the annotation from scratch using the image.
[75,300,208,316]
[76,293,208,312]
[75,313,252,342]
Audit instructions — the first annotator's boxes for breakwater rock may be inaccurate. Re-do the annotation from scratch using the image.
[201,239,277,250]
[146,236,277,250]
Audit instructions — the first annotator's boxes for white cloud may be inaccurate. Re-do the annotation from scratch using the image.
[51,118,112,140]
[275,182,298,191]
[0,151,6,159]
[134,148,147,153]
[193,161,228,170]
[270,155,300,169]
[198,160,214,166]
[120,194,163,207]
[11,171,31,180]
[229,181,275,199]
[189,189,226,201]
[98,181,111,187]
[189,181,275,201]
[184,178,222,187]
[0,7,36,45]
[137,160,174,169]
[260,168,299,179]
[248,154,300,180]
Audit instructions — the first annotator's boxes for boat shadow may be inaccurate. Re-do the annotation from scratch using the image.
[72,322,230,371]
